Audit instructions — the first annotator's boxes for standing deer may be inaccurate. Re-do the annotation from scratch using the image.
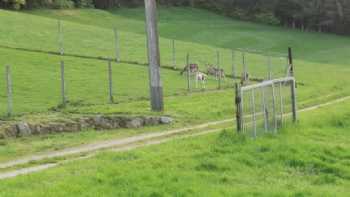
[206,64,225,80]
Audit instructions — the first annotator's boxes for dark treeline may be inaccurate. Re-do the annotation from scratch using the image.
[1,0,350,35]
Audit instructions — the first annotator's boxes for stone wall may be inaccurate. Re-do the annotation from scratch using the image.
[0,115,173,139]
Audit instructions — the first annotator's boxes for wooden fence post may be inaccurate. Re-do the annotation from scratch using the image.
[232,49,236,81]
[242,50,248,81]
[186,53,191,92]
[291,78,297,122]
[216,50,221,89]
[144,0,164,111]
[172,39,176,69]
[261,86,268,132]
[60,60,66,107]
[288,47,294,77]
[58,20,64,56]
[251,88,257,138]
[235,83,243,133]
[271,83,277,133]
[108,59,114,103]
[267,54,272,80]
[114,28,120,62]
[279,82,284,125]
[6,65,13,117]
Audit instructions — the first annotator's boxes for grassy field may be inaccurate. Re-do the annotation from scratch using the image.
[0,6,349,165]
[0,8,350,116]
[0,6,349,196]
[0,96,349,196]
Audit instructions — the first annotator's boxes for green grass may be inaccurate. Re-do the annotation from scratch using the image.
[0,7,349,195]
[0,7,350,116]
[0,6,349,163]
[0,96,349,196]
[27,7,350,65]
[0,47,236,115]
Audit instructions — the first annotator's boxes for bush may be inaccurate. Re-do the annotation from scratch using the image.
[73,0,94,8]
[52,0,74,9]
[0,0,26,10]
[255,12,280,26]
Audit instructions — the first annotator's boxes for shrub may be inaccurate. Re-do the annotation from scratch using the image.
[51,0,74,9]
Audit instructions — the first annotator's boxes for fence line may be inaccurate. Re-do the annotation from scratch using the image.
[0,20,294,116]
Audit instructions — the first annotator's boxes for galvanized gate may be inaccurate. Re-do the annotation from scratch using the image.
[235,77,297,138]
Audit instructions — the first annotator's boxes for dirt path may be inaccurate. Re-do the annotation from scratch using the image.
[0,95,349,180]
[0,128,222,180]
[0,119,233,169]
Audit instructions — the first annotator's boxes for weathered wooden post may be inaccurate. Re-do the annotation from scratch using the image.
[172,39,176,69]
[58,20,64,56]
[216,50,221,89]
[114,28,120,62]
[291,78,297,122]
[242,50,248,82]
[267,54,272,80]
[261,87,268,132]
[232,49,236,81]
[279,82,284,125]
[235,83,243,133]
[60,60,66,107]
[288,47,294,77]
[144,0,164,111]
[6,65,13,117]
[271,83,277,133]
[186,53,191,92]
[108,59,114,103]
[251,88,257,138]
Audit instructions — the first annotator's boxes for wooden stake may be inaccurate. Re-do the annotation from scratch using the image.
[279,82,284,125]
[232,49,236,81]
[186,53,191,92]
[291,79,297,122]
[217,50,221,89]
[251,89,257,138]
[235,83,242,133]
[60,60,66,107]
[172,39,176,69]
[114,28,120,62]
[271,83,277,133]
[261,86,268,132]
[267,54,272,80]
[144,0,164,111]
[108,60,114,103]
[242,50,248,81]
[288,47,294,77]
[58,20,64,56]
[6,65,13,117]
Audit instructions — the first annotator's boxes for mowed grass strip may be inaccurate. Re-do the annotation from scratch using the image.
[0,96,350,196]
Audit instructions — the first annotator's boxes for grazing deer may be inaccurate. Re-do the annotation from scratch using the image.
[180,64,199,75]
[206,64,225,80]
[195,72,207,89]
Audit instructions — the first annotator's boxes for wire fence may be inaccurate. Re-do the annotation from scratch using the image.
[0,19,292,117]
